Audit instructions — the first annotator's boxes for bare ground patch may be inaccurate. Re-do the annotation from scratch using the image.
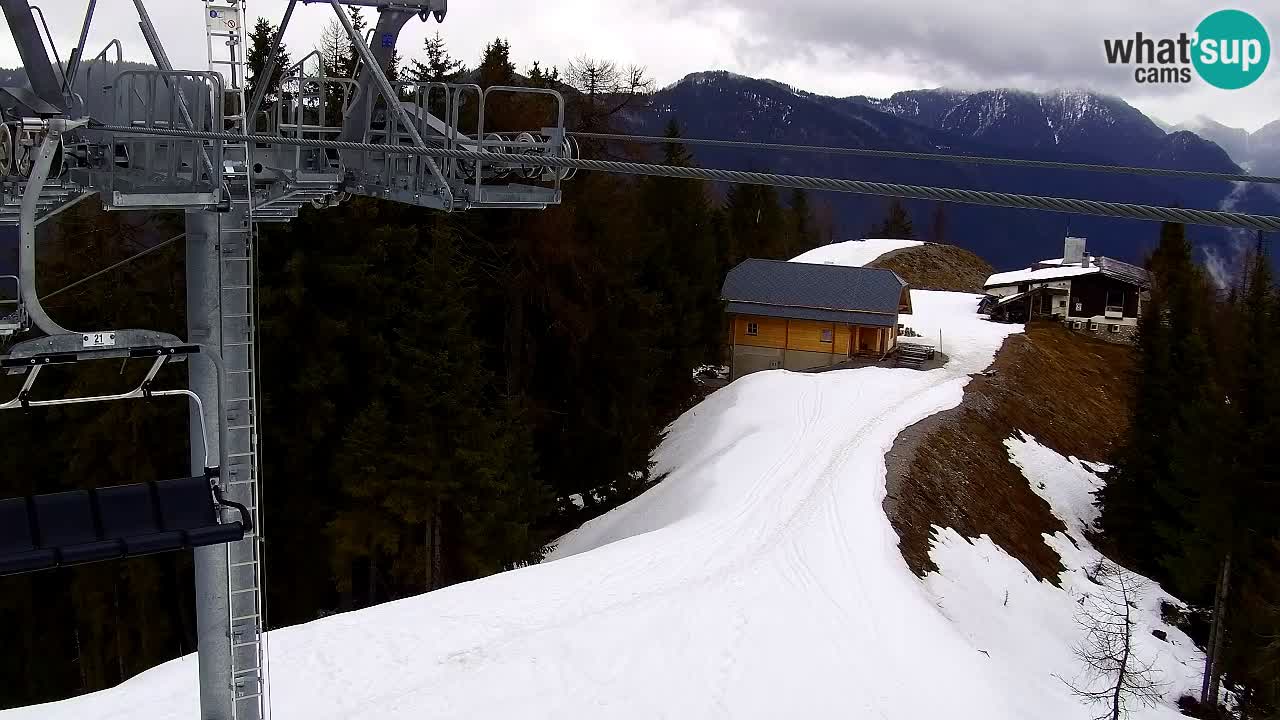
[870,243,994,294]
[884,322,1137,582]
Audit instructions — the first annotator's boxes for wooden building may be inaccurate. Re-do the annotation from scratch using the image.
[721,259,912,380]
[984,237,1150,342]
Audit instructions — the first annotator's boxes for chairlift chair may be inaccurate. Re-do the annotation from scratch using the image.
[0,333,248,576]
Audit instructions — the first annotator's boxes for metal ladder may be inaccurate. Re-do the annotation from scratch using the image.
[206,2,268,719]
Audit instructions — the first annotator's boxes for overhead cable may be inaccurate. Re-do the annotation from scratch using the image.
[93,123,1280,233]
[569,131,1280,186]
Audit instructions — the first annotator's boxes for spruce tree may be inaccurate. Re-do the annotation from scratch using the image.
[1097,225,1280,709]
[1210,239,1280,709]
[341,8,368,78]
[410,31,466,83]
[246,18,290,117]
[868,199,915,239]
[786,189,818,258]
[638,118,720,409]
[724,183,786,262]
[525,62,560,89]
[477,38,515,88]
[927,204,949,244]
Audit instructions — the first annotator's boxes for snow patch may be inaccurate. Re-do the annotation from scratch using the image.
[924,432,1204,720]
[790,238,923,267]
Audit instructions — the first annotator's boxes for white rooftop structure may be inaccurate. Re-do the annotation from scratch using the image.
[985,264,1099,288]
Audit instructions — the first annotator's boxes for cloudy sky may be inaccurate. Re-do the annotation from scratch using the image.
[7,0,1278,131]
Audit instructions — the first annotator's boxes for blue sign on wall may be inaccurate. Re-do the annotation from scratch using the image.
[381,34,394,48]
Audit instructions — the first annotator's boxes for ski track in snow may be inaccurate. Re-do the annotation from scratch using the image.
[4,240,1195,719]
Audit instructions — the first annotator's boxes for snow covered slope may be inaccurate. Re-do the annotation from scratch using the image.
[927,434,1203,719]
[790,238,921,266]
[4,244,1192,720]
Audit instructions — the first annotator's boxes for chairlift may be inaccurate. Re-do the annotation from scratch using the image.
[0,276,25,339]
[0,334,247,577]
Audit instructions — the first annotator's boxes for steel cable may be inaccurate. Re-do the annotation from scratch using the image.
[93,123,1280,232]
[568,131,1280,186]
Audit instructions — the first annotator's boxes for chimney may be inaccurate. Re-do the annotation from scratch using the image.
[1082,253,1092,268]
[1063,236,1086,265]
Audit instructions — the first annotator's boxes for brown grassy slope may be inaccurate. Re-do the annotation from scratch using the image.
[883,322,1137,582]
[870,243,994,293]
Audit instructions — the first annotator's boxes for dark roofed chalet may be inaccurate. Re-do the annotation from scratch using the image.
[721,259,912,380]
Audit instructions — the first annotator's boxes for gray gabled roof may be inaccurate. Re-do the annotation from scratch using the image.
[1095,257,1151,287]
[724,301,898,327]
[721,259,907,324]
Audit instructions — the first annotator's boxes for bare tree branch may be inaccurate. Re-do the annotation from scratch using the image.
[1063,562,1167,720]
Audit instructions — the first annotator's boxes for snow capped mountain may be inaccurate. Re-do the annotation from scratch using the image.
[1143,113,1280,181]
[849,88,971,129]
[641,74,1280,271]
[1252,118,1280,178]
[853,88,1172,160]
[1172,115,1251,163]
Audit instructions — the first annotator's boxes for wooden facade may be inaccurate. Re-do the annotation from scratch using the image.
[731,315,897,357]
[1067,273,1141,319]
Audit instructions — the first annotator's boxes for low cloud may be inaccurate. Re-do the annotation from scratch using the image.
[658,0,1278,128]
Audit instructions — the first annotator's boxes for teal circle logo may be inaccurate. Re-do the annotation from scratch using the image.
[1192,10,1270,89]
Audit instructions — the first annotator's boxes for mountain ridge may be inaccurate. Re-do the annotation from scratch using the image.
[641,72,1278,272]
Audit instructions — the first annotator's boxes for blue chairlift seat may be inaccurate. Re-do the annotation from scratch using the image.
[0,497,57,574]
[0,477,246,576]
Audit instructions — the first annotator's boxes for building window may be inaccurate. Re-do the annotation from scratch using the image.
[1072,321,1083,330]
[820,328,833,343]
[1110,324,1120,333]
[1089,323,1099,332]
[746,321,758,336]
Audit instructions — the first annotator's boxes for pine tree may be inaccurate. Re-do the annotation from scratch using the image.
[927,203,949,244]
[246,17,290,118]
[525,62,560,89]
[724,183,786,262]
[1207,238,1280,710]
[638,118,721,409]
[477,38,515,88]
[868,199,915,239]
[341,8,368,78]
[410,31,466,83]
[1095,224,1280,710]
[786,189,818,258]
[386,49,402,83]
[1098,222,1216,586]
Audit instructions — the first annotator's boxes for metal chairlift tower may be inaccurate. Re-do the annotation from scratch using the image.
[0,1,573,719]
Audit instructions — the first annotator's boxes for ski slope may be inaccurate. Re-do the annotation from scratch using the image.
[5,242,1196,719]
